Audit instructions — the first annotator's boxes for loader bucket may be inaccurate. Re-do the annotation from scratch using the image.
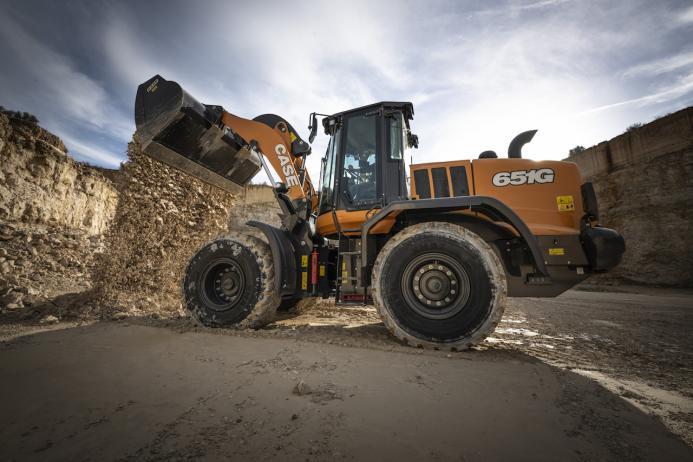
[134,75,261,193]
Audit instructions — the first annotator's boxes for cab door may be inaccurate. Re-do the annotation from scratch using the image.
[315,109,405,237]
[316,110,379,236]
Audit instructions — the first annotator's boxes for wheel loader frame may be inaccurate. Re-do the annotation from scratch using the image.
[133,74,625,346]
[239,101,618,304]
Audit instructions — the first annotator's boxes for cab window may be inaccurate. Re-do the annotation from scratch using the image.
[388,113,404,160]
[318,129,340,215]
[342,114,377,205]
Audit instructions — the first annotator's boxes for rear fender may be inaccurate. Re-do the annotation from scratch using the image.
[360,196,549,286]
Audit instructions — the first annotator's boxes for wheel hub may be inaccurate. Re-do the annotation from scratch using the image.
[201,258,245,311]
[215,267,240,300]
[416,267,453,302]
[402,253,471,320]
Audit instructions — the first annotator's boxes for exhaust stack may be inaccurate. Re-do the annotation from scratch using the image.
[134,75,261,193]
[507,130,538,159]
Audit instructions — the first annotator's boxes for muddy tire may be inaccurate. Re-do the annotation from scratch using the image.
[372,222,506,350]
[183,233,279,329]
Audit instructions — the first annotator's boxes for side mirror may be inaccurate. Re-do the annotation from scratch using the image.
[308,113,318,144]
[407,133,419,149]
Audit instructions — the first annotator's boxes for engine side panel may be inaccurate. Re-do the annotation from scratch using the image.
[471,159,585,236]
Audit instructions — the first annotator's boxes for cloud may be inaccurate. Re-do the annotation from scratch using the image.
[622,50,693,78]
[0,5,130,165]
[59,134,124,167]
[577,73,693,116]
[0,12,138,142]
[679,4,693,24]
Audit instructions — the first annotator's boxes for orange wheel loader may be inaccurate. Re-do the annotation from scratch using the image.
[134,75,625,349]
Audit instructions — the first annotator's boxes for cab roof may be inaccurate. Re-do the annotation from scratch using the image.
[322,101,414,134]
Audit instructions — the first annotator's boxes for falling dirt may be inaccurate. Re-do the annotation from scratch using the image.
[88,139,236,319]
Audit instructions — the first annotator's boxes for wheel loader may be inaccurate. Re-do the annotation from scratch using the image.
[134,75,625,349]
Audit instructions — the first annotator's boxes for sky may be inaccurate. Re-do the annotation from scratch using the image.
[1,0,692,185]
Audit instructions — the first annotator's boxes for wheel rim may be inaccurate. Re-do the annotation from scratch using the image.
[200,258,245,311]
[401,252,471,320]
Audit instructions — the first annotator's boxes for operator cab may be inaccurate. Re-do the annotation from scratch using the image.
[314,102,417,236]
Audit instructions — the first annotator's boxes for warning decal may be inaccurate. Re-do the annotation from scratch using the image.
[556,195,575,212]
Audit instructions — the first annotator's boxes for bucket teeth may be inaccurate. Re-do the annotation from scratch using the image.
[134,75,261,193]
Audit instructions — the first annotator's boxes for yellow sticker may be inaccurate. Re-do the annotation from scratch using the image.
[549,248,565,256]
[290,132,298,142]
[301,272,308,290]
[301,255,308,268]
[319,265,326,277]
[556,195,575,212]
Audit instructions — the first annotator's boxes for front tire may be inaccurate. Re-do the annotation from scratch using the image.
[183,233,278,328]
[372,222,506,349]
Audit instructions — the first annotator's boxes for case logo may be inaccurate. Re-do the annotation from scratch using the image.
[492,168,555,187]
[276,144,301,187]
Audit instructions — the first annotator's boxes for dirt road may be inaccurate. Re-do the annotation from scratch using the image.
[1,288,691,461]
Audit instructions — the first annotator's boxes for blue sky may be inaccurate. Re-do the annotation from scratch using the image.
[1,0,692,184]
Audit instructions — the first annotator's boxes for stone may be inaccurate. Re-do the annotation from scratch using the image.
[39,315,60,324]
[1,260,14,274]
[111,311,129,321]
[293,380,312,396]
[0,291,22,307]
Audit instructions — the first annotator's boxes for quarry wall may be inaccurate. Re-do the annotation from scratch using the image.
[566,107,693,287]
[0,114,119,312]
[0,114,118,235]
[228,184,282,232]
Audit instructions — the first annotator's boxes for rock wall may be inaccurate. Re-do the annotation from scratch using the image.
[228,184,282,232]
[566,107,693,287]
[89,141,236,318]
[0,115,118,235]
[0,114,119,313]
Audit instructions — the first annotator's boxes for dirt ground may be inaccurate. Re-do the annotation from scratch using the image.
[1,288,692,461]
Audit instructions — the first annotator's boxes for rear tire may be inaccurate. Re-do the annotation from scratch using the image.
[183,233,279,328]
[372,222,506,350]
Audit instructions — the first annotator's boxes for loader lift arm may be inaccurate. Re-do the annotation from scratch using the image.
[134,75,318,221]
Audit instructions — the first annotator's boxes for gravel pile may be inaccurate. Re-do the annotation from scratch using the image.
[89,140,235,319]
[0,222,104,315]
